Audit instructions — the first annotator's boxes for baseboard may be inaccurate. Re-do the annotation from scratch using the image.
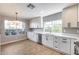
[1,38,27,45]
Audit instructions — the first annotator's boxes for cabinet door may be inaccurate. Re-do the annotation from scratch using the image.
[62,5,78,28]
[60,37,71,54]
[42,34,48,46]
[42,34,46,45]
[27,32,31,39]
[47,35,53,48]
[33,33,38,42]
[42,35,53,48]
[53,36,60,50]
[30,32,33,41]
[29,17,43,28]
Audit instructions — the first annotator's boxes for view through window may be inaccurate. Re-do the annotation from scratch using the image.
[44,20,62,33]
[4,20,26,36]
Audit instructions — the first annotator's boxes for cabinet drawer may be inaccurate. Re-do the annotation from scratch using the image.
[42,34,47,45]
[42,35,46,41]
[48,35,53,42]
[61,38,71,44]
[60,37,71,54]
[53,36,60,50]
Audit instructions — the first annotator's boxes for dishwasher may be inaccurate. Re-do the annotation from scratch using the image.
[38,34,42,45]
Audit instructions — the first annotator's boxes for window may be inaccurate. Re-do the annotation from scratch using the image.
[4,20,26,36]
[44,20,62,33]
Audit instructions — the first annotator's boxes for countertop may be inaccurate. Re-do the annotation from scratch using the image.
[33,32,79,40]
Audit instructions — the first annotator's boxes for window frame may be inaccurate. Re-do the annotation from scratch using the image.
[43,19,62,33]
[4,20,26,36]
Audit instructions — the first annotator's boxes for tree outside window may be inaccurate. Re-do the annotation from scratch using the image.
[44,20,62,33]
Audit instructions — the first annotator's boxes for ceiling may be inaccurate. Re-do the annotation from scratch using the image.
[0,3,75,19]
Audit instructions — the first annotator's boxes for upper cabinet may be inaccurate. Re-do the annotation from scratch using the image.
[62,4,79,28]
[78,4,79,27]
[29,17,43,28]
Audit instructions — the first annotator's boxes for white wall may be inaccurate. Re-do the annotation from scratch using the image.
[0,16,29,45]
[43,12,62,22]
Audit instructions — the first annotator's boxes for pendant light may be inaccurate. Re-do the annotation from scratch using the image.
[16,12,18,20]
[15,12,18,29]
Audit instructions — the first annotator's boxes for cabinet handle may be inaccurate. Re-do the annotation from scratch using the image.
[55,41,57,43]
[63,39,67,40]
[62,41,67,43]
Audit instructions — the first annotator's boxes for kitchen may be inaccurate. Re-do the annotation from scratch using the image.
[0,3,79,55]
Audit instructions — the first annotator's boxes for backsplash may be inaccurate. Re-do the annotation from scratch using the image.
[29,28,43,32]
[63,28,79,34]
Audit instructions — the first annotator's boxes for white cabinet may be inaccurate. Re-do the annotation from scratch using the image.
[27,32,38,42]
[53,36,61,50]
[47,35,54,48]
[42,34,47,46]
[62,4,78,28]
[27,32,30,39]
[29,17,43,28]
[32,33,38,42]
[53,36,71,54]
[59,37,71,54]
[42,34,53,48]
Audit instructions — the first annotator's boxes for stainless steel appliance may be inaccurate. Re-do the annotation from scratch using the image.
[38,34,42,44]
[74,41,79,55]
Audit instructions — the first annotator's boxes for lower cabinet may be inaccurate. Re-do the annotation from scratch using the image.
[27,32,38,42]
[42,34,47,45]
[60,37,71,54]
[53,36,71,54]
[53,36,61,50]
[32,33,38,42]
[42,34,53,48]
[27,32,73,54]
[27,32,32,40]
[47,35,54,48]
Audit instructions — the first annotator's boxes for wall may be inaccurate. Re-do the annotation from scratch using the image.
[25,10,79,34]
[29,12,62,33]
[28,12,79,34]
[0,16,2,45]
[43,12,62,22]
[0,16,29,45]
[43,12,79,34]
